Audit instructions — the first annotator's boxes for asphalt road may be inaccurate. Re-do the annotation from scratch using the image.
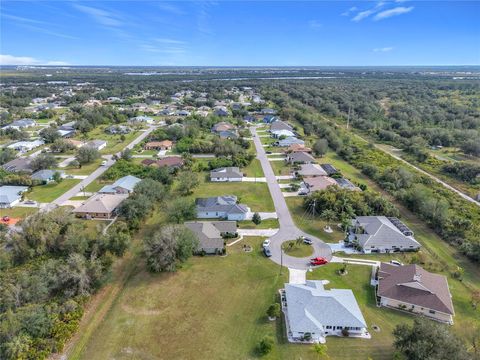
[250,126,332,270]
[46,125,158,210]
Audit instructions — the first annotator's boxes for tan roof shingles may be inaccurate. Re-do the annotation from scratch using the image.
[73,194,128,214]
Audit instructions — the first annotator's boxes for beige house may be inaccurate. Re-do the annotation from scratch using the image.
[376,263,454,324]
[73,194,128,219]
[144,140,173,150]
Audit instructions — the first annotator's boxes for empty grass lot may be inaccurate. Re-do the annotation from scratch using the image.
[270,159,292,176]
[26,179,81,202]
[60,158,103,175]
[0,207,38,219]
[242,158,264,177]
[192,180,275,212]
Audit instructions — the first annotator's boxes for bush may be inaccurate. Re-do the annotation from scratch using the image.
[266,303,281,318]
[257,335,274,356]
[252,212,262,225]
[341,328,349,337]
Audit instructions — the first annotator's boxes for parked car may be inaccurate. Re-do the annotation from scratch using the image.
[101,160,107,166]
[390,260,403,266]
[262,239,271,248]
[303,237,313,245]
[2,216,10,222]
[310,257,328,266]
[266,151,272,154]
[24,200,36,205]
[263,247,272,257]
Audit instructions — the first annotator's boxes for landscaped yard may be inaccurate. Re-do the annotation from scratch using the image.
[270,159,292,176]
[192,180,275,212]
[237,218,279,229]
[60,158,103,175]
[0,206,38,219]
[26,179,81,202]
[283,242,314,257]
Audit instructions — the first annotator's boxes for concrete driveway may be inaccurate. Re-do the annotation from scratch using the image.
[250,126,331,270]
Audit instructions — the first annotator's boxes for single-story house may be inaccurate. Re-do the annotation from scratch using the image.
[184,220,237,254]
[276,137,304,147]
[243,115,256,123]
[214,107,229,117]
[176,110,191,116]
[320,164,338,176]
[2,158,33,173]
[300,176,338,194]
[7,139,44,152]
[261,108,277,115]
[212,121,236,133]
[218,130,238,140]
[2,118,36,130]
[73,193,128,219]
[141,157,184,169]
[65,139,85,148]
[271,129,296,138]
[158,108,175,116]
[85,140,107,151]
[105,125,131,134]
[286,151,315,164]
[57,129,75,138]
[286,144,312,153]
[347,216,421,254]
[195,195,250,221]
[283,280,369,343]
[296,163,328,177]
[98,175,141,194]
[210,167,243,182]
[128,115,153,124]
[31,169,64,184]
[144,140,173,151]
[0,185,29,208]
[377,263,454,324]
[270,120,293,132]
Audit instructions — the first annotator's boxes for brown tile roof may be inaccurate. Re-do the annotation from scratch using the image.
[303,176,337,192]
[145,140,172,147]
[285,144,312,153]
[378,263,454,315]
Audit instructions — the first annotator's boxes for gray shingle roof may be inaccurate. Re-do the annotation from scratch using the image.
[195,195,249,215]
[31,169,64,181]
[210,167,243,179]
[297,163,327,177]
[184,221,236,250]
[73,194,128,214]
[287,152,315,163]
[0,186,28,205]
[352,216,421,250]
[99,175,141,193]
[270,120,293,132]
[285,281,367,334]
[378,263,454,315]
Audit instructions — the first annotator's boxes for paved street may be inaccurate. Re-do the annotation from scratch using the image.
[46,125,158,210]
[250,126,332,270]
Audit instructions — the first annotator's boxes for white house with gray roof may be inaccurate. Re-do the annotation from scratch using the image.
[98,175,141,194]
[184,221,237,254]
[195,195,250,221]
[210,167,243,182]
[348,216,421,254]
[0,186,28,208]
[283,281,369,343]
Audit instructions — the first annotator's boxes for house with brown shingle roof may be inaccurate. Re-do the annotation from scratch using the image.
[285,144,312,153]
[376,263,454,324]
[73,193,128,219]
[141,156,184,169]
[144,140,173,150]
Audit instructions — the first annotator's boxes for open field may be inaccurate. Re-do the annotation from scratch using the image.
[270,160,292,176]
[72,126,141,154]
[26,179,81,202]
[283,242,314,257]
[60,158,103,175]
[0,206,38,219]
[192,180,275,212]
[242,158,264,177]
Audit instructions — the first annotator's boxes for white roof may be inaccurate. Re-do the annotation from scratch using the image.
[0,185,28,205]
[285,281,367,333]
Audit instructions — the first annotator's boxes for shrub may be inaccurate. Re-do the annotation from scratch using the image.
[257,335,274,356]
[266,303,281,318]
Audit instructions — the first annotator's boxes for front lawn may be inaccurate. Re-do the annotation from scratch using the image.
[237,218,279,229]
[283,242,314,258]
[0,207,38,219]
[61,158,103,175]
[26,179,81,202]
[242,159,264,177]
[192,180,275,212]
[270,160,292,176]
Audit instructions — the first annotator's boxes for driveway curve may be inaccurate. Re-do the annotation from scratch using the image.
[250,126,331,270]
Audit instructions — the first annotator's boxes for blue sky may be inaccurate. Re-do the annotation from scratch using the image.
[1,1,479,66]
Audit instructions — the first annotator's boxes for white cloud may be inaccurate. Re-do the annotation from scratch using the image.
[308,20,322,29]
[2,13,47,25]
[373,47,394,52]
[156,2,185,15]
[374,6,414,20]
[155,38,186,45]
[352,9,376,22]
[0,54,69,66]
[341,6,358,16]
[72,4,122,27]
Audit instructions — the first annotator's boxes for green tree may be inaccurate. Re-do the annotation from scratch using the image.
[75,147,100,165]
[0,148,16,165]
[120,148,132,161]
[167,198,196,224]
[252,212,262,225]
[393,318,470,360]
[313,139,328,157]
[105,221,131,257]
[30,153,57,172]
[257,335,274,356]
[177,171,199,196]
[266,303,281,318]
[40,126,60,143]
[313,343,328,357]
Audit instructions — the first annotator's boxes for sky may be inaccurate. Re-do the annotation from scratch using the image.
[1,1,479,66]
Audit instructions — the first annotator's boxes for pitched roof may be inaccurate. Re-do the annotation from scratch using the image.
[99,175,141,193]
[2,158,33,173]
[285,281,367,334]
[271,129,295,137]
[278,137,304,146]
[85,140,107,149]
[378,263,454,315]
[195,195,249,215]
[270,120,293,132]
[0,185,28,204]
[287,152,315,163]
[212,121,235,132]
[31,169,63,181]
[303,176,337,192]
[184,221,236,250]
[320,163,338,175]
[286,144,312,153]
[210,167,243,179]
[353,216,421,250]
[142,157,184,168]
[73,193,128,214]
[145,140,173,147]
[297,163,328,177]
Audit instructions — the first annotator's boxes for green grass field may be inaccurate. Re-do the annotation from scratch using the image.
[0,207,38,219]
[283,242,314,257]
[192,180,275,212]
[60,158,103,175]
[72,126,140,155]
[237,218,280,229]
[242,159,264,177]
[270,160,292,176]
[26,179,81,202]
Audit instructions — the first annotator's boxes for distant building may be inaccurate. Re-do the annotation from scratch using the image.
[85,140,107,151]
[141,157,184,169]
[270,120,293,132]
[276,137,304,147]
[286,152,315,164]
[98,175,141,194]
[128,115,153,124]
[144,140,173,151]
[271,129,296,138]
[105,125,131,134]
[334,178,358,191]
[2,118,36,131]
[2,158,34,173]
[7,139,44,152]
[320,164,338,176]
[377,263,454,324]
[347,216,421,254]
[31,169,64,184]
[296,163,328,177]
[0,185,28,208]
[300,176,338,194]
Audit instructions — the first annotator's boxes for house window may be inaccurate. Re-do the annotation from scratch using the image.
[326,326,332,329]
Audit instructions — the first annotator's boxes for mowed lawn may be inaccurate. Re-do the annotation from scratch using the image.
[26,179,81,202]
[192,179,275,212]
[242,159,264,177]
